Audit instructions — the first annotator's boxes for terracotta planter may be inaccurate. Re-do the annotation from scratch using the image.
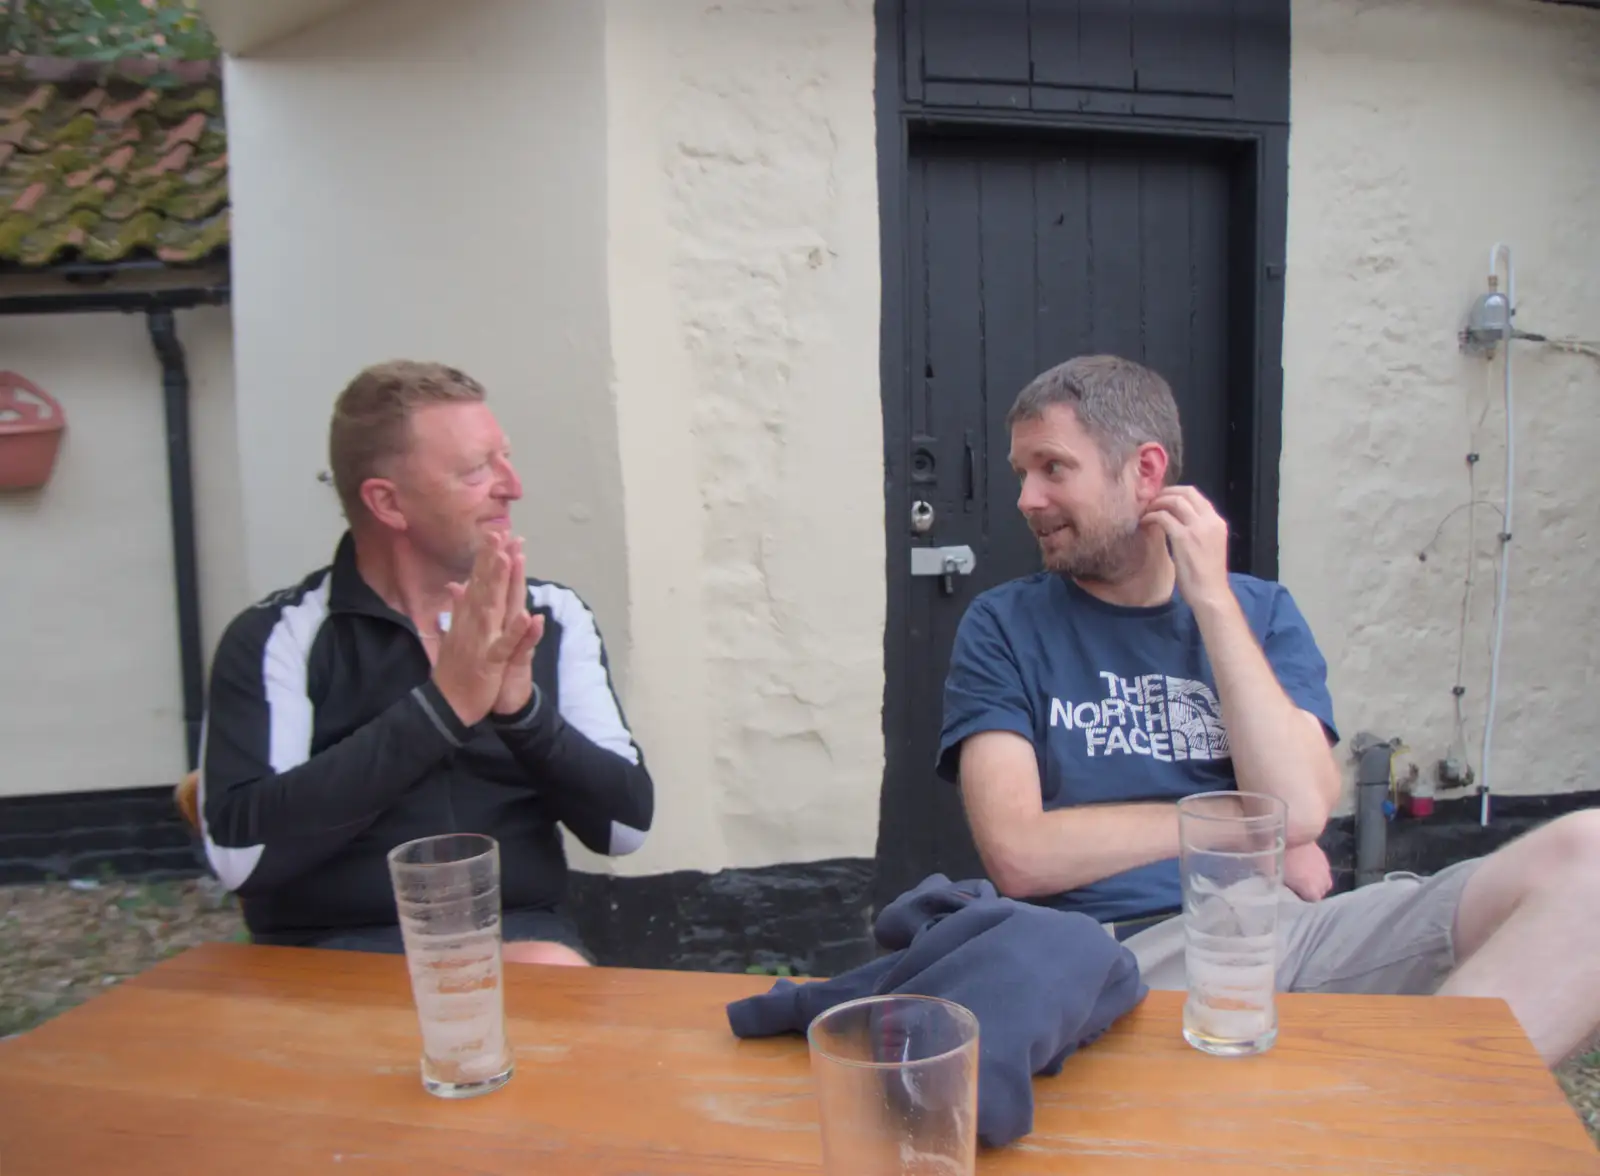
[0,372,66,491]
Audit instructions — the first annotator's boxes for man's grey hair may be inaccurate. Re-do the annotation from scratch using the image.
[1005,354,1183,484]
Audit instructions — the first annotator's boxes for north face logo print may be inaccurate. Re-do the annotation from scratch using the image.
[1048,671,1230,762]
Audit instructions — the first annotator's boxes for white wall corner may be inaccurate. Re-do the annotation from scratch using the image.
[200,0,369,56]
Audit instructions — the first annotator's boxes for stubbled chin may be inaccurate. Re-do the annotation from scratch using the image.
[1036,535,1071,567]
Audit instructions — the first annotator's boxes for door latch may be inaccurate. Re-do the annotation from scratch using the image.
[910,545,976,596]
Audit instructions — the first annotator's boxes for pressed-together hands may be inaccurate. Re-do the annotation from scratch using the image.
[431,531,545,726]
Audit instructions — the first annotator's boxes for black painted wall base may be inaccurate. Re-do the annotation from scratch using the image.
[1317,788,1600,895]
[5,785,1595,973]
[0,785,200,884]
[565,858,878,976]
[0,783,882,975]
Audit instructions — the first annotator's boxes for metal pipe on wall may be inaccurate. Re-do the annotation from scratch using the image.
[1354,739,1393,887]
[147,308,204,770]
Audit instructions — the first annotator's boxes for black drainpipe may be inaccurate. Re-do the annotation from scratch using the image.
[0,274,229,771]
[147,308,204,769]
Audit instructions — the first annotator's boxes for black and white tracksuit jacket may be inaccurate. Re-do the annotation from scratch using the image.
[198,532,653,943]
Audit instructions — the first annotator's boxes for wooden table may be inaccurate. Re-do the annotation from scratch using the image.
[0,942,1593,1174]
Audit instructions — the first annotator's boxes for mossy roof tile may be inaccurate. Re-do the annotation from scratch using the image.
[0,56,227,269]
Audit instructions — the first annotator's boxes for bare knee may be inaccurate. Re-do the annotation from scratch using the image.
[502,940,590,967]
[1454,809,1600,959]
[1493,809,1600,909]
[1525,809,1600,882]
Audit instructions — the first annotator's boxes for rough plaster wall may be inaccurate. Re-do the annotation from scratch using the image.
[221,0,628,674]
[1282,0,1600,804]
[596,0,884,874]
[0,308,246,796]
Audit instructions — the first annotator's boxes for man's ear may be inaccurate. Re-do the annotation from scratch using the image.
[359,477,407,532]
[1130,442,1170,501]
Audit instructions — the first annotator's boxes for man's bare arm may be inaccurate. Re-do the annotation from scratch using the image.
[1146,487,1341,846]
[958,729,1180,899]
[1193,598,1340,845]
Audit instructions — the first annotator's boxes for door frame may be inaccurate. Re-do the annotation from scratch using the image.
[872,0,1292,903]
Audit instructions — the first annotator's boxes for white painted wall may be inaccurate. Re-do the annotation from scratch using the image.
[0,307,245,797]
[215,0,880,873]
[1282,0,1600,801]
[597,0,884,875]
[220,0,628,674]
[196,0,1595,875]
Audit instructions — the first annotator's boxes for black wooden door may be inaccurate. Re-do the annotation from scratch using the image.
[874,131,1250,908]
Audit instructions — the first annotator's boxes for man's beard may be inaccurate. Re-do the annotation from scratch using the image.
[1034,504,1143,583]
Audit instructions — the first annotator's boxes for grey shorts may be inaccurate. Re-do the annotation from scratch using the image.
[1123,857,1484,995]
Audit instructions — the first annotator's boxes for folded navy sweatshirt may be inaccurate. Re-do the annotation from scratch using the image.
[726,873,1148,1149]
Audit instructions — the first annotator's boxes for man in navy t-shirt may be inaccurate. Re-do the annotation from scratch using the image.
[933,355,1600,1069]
[939,568,1337,925]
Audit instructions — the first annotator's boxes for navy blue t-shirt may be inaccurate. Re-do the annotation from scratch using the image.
[936,572,1338,923]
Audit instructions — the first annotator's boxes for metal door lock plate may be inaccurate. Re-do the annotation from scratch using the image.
[910,545,976,596]
[910,545,975,576]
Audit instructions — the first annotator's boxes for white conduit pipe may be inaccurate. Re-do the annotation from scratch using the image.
[1478,242,1516,827]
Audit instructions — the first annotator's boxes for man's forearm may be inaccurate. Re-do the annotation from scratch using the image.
[204,682,467,895]
[491,686,653,855]
[960,743,1179,899]
[1012,803,1179,897]
[1192,595,1338,843]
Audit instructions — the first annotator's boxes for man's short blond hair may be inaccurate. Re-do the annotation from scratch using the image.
[1006,354,1184,485]
[328,360,486,518]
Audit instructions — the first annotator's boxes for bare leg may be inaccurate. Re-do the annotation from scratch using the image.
[1437,809,1600,1065]
[502,940,590,967]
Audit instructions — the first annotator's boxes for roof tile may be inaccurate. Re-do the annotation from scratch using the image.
[161,111,206,152]
[0,57,228,268]
[0,213,27,257]
[82,208,161,262]
[102,144,135,173]
[2,84,52,121]
[11,181,44,213]
[140,142,193,177]
[156,207,226,262]
[102,90,157,125]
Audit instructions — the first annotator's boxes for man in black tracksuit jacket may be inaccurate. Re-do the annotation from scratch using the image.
[198,361,654,964]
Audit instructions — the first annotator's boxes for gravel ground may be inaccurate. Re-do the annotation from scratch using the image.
[1,876,1596,1145]
[0,874,246,1039]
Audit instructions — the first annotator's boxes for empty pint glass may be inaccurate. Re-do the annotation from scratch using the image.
[387,833,514,1097]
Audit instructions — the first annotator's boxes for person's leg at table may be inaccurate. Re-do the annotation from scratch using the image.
[1434,810,1600,1065]
[1269,809,1600,1066]
[299,906,595,966]
[498,907,594,967]
[501,942,589,966]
